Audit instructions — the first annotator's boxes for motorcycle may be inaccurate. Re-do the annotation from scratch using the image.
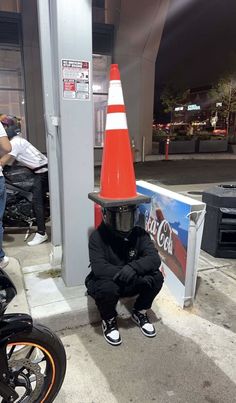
[0,268,66,402]
[3,164,50,238]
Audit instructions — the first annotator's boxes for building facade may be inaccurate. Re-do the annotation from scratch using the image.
[0,0,169,285]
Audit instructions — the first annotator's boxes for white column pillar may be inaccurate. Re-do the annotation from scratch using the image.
[37,0,62,267]
[54,0,94,285]
[106,0,169,158]
[38,0,94,285]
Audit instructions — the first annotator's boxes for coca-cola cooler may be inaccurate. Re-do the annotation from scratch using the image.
[136,180,206,308]
[202,184,236,258]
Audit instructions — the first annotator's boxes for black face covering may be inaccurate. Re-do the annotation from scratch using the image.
[103,205,137,234]
[6,126,19,140]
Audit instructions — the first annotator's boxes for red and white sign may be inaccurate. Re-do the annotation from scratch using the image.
[63,80,75,92]
[62,59,90,100]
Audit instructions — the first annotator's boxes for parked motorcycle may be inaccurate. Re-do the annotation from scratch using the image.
[3,164,50,237]
[0,268,66,402]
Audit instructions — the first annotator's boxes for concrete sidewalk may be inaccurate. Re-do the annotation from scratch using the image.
[4,227,236,401]
[3,157,236,402]
[5,251,236,403]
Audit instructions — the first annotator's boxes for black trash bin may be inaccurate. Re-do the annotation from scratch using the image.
[202,184,236,258]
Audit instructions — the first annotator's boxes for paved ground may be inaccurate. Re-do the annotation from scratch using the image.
[3,158,236,403]
[95,159,236,186]
[57,318,236,403]
[7,253,236,403]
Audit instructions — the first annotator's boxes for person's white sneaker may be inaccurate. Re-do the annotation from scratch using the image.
[0,256,9,269]
[27,233,48,246]
[132,309,156,337]
[102,318,122,346]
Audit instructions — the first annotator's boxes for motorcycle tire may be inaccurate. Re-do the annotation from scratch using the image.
[1,323,66,403]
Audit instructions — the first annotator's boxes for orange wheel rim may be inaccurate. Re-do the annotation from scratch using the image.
[7,342,56,403]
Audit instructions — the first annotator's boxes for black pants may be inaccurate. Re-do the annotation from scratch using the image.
[87,271,164,320]
[32,172,49,234]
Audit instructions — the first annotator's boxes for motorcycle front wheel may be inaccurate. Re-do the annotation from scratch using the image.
[1,324,66,403]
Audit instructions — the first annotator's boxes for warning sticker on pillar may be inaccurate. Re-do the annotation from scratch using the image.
[62,59,90,100]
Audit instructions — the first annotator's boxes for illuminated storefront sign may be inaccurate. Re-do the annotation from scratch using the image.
[174,106,184,111]
[187,104,201,111]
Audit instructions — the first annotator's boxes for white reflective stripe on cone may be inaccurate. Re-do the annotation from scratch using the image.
[105,112,128,130]
[108,81,125,105]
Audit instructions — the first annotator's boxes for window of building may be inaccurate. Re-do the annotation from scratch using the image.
[0,13,25,136]
[93,53,111,147]
[0,45,25,135]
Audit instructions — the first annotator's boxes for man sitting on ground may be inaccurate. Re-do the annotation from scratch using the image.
[85,204,163,346]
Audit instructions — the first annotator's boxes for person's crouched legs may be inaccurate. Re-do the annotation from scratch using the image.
[86,278,120,320]
[133,270,164,311]
[131,270,164,338]
[87,279,122,346]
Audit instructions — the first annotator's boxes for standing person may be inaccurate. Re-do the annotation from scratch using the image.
[85,204,164,346]
[0,120,12,268]
[0,117,49,246]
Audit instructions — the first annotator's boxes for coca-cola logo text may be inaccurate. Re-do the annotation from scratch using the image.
[145,213,173,255]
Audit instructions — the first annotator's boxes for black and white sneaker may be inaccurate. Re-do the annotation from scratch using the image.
[102,317,122,346]
[132,309,156,337]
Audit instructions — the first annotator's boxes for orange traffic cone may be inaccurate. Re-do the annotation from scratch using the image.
[89,64,150,207]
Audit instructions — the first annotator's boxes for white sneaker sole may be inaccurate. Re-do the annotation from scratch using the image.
[27,236,48,246]
[131,315,156,338]
[102,326,122,346]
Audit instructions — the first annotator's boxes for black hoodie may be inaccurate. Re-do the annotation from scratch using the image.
[87,222,161,282]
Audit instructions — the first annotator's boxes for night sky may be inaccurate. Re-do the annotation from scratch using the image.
[154,0,236,121]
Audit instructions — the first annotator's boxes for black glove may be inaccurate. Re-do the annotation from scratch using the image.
[113,266,136,284]
[142,275,155,288]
